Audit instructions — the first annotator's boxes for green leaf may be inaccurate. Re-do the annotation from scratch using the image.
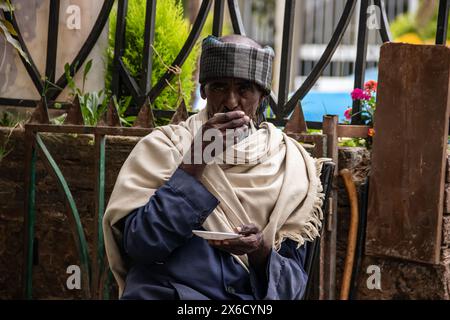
[1,19,16,36]
[0,20,30,64]
[0,0,13,11]
[64,62,76,92]
[50,113,67,125]
[83,59,93,79]
[81,59,92,93]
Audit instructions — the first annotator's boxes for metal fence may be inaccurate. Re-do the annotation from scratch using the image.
[298,0,414,78]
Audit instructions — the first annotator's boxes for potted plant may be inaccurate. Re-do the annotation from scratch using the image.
[343,80,377,149]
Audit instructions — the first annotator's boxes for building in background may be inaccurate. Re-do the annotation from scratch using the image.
[236,0,419,122]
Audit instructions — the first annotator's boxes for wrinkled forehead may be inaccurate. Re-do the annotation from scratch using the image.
[204,77,265,93]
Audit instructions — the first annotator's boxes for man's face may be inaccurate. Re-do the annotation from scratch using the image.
[202,78,264,119]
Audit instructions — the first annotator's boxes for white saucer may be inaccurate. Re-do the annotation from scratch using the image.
[192,230,241,240]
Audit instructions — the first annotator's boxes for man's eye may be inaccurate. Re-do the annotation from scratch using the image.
[210,84,226,91]
[238,83,253,93]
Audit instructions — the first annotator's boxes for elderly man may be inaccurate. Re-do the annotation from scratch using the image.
[103,35,324,300]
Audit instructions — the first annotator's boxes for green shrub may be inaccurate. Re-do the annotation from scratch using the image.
[338,137,367,148]
[390,2,450,42]
[390,14,417,39]
[106,0,199,112]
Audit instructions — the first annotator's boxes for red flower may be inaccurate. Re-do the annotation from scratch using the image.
[364,80,377,93]
[368,128,375,137]
[344,107,352,120]
[351,88,371,101]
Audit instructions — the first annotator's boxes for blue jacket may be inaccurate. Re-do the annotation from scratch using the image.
[121,168,308,300]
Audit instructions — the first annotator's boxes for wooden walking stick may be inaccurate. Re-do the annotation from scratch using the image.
[339,169,359,300]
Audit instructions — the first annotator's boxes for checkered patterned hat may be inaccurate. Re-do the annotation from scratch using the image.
[199,35,275,94]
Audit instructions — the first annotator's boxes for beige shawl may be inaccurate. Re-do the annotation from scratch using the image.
[103,108,326,296]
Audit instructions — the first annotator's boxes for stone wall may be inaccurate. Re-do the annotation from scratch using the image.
[0,127,140,299]
[1,128,449,299]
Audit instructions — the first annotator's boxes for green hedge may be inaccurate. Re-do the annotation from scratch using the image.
[106,0,199,112]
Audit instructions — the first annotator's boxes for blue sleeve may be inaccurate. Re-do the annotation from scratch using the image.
[123,168,219,265]
[249,239,308,300]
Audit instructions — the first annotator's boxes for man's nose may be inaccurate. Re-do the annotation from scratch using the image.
[223,88,239,111]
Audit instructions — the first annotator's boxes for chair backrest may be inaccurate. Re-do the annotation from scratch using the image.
[302,161,335,299]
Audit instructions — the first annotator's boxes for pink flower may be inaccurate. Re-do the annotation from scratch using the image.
[351,88,371,101]
[344,107,352,120]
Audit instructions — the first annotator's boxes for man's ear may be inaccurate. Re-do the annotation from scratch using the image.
[258,93,268,108]
[259,95,265,105]
[200,84,206,99]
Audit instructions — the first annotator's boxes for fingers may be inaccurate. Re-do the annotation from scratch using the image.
[207,111,250,131]
[207,231,263,256]
[216,117,250,131]
[211,111,246,123]
[238,223,259,236]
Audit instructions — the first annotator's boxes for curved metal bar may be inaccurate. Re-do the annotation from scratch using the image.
[45,0,60,83]
[436,0,450,44]
[227,0,246,35]
[140,0,156,94]
[351,0,370,125]
[111,0,128,98]
[277,0,296,117]
[35,134,91,298]
[93,134,106,299]
[2,9,44,94]
[23,133,37,299]
[212,0,225,37]
[282,0,357,118]
[119,59,141,106]
[97,136,106,298]
[0,97,38,107]
[49,0,115,101]
[374,0,392,43]
[146,0,212,102]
